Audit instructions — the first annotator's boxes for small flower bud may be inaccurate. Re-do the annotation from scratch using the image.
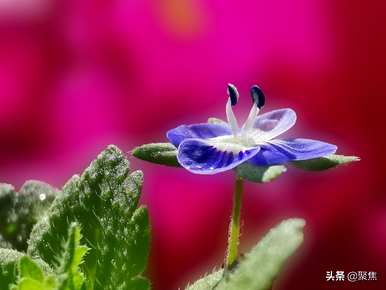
[227,83,239,106]
[250,85,265,108]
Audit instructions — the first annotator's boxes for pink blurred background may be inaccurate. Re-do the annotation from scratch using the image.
[1,0,385,289]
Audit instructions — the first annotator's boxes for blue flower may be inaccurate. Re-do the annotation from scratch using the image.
[167,84,337,174]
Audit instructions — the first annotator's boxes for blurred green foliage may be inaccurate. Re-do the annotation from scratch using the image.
[0,181,57,251]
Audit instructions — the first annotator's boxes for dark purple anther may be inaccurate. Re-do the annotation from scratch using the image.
[250,85,265,109]
[227,83,239,106]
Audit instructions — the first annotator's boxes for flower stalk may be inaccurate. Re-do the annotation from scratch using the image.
[225,175,244,269]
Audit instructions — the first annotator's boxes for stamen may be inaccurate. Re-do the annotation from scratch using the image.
[242,85,265,132]
[250,85,265,109]
[226,98,239,137]
[226,84,240,136]
[227,83,239,106]
[241,102,259,133]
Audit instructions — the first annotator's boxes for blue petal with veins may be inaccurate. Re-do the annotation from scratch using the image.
[177,138,260,174]
[248,138,337,166]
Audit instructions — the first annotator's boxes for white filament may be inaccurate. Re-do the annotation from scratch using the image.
[226,98,239,137]
[241,103,260,133]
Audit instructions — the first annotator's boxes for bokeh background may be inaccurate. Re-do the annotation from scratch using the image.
[1,0,386,289]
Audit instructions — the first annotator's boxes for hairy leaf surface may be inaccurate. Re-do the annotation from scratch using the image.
[186,219,305,290]
[27,145,150,290]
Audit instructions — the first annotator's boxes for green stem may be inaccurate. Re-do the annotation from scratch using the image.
[225,176,244,269]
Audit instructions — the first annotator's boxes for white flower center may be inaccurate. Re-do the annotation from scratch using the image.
[206,98,268,153]
[207,135,258,152]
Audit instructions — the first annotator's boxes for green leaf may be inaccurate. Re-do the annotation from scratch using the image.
[235,163,287,183]
[0,249,24,289]
[0,250,52,290]
[14,277,51,290]
[291,154,360,171]
[132,142,180,167]
[27,145,150,290]
[13,257,57,290]
[13,225,88,290]
[186,218,305,290]
[59,224,87,274]
[19,256,44,282]
[0,181,57,251]
[57,223,88,290]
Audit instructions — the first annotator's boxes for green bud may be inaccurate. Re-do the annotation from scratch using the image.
[132,143,180,167]
[291,154,360,171]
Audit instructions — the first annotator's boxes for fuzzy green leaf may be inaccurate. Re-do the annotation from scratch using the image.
[13,224,87,290]
[18,256,44,282]
[0,249,24,289]
[186,218,305,290]
[291,154,360,171]
[132,142,180,167]
[0,250,52,290]
[13,277,53,290]
[57,223,88,290]
[13,257,57,290]
[0,181,57,251]
[236,164,287,183]
[27,145,150,290]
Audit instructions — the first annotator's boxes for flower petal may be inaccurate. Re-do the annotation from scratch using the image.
[177,138,260,174]
[251,108,297,142]
[167,123,232,147]
[249,138,337,166]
